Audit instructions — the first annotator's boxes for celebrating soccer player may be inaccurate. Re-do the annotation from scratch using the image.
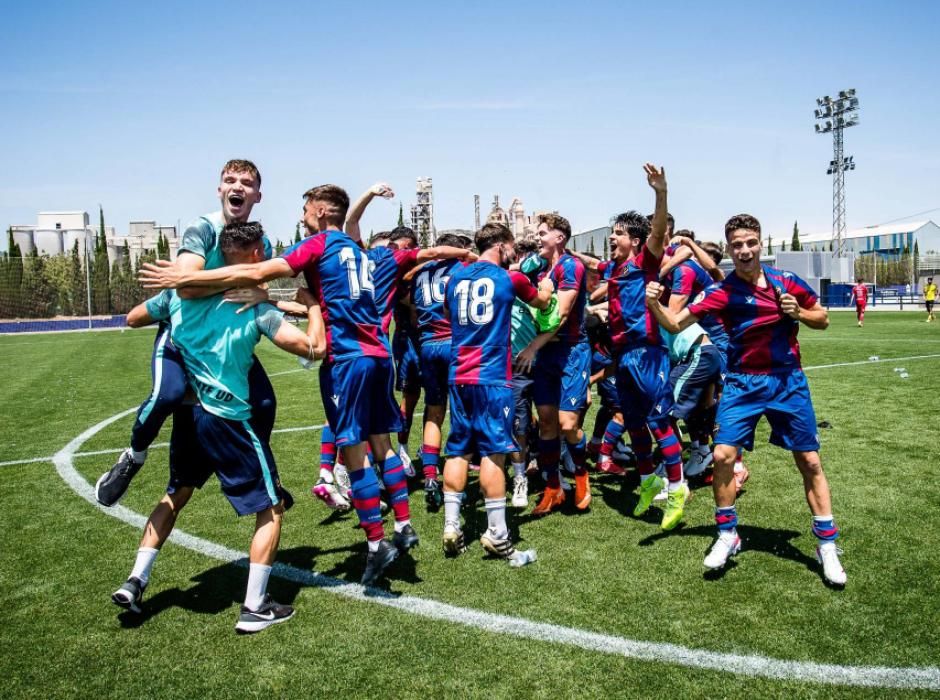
[646,213,846,586]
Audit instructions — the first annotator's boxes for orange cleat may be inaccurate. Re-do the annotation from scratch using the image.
[574,472,592,510]
[531,486,566,516]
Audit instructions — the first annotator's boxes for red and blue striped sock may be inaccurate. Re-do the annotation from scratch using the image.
[600,420,626,457]
[715,505,738,533]
[379,453,411,524]
[812,515,839,542]
[319,425,336,475]
[349,467,384,543]
[651,424,683,483]
[421,444,440,480]
[627,427,654,476]
[537,437,561,488]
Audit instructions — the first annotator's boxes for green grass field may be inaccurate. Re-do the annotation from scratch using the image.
[1,311,939,699]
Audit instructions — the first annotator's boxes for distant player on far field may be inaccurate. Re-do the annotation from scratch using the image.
[851,277,868,327]
[924,276,937,322]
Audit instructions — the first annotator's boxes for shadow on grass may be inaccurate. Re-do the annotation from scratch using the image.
[636,524,822,581]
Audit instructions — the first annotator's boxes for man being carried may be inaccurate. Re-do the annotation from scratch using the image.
[113,221,324,632]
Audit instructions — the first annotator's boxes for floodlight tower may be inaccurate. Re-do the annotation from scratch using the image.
[814,89,859,256]
[474,194,481,232]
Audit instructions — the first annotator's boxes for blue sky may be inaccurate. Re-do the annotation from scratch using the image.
[3,0,939,247]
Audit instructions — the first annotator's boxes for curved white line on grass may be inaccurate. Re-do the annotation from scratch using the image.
[52,409,940,690]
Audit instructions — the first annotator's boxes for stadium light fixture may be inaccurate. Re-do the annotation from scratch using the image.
[814,89,860,257]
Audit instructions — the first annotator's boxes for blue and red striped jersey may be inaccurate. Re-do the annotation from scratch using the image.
[412,258,460,344]
[607,244,665,350]
[538,254,587,344]
[687,264,819,374]
[668,259,730,354]
[281,230,390,362]
[366,246,420,335]
[445,262,538,386]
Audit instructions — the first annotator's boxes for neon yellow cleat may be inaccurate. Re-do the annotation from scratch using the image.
[632,474,665,517]
[661,482,690,530]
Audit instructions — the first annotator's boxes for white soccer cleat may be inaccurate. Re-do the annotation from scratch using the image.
[333,464,352,499]
[704,533,742,570]
[398,444,415,478]
[311,478,351,511]
[511,474,528,509]
[816,542,847,586]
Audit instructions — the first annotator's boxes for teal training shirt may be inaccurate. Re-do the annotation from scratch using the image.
[663,322,707,363]
[510,297,538,358]
[178,211,274,269]
[147,290,284,420]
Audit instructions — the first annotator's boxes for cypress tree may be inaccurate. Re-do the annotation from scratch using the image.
[791,221,801,251]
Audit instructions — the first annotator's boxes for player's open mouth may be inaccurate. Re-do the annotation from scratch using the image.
[228,194,245,207]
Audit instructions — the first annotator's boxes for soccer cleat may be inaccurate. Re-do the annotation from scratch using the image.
[424,478,443,512]
[234,595,295,634]
[632,474,665,517]
[111,576,146,614]
[361,539,399,586]
[95,449,144,507]
[311,478,351,511]
[704,533,742,570]
[574,471,592,510]
[684,446,713,477]
[392,524,420,553]
[660,482,690,531]
[511,475,529,509]
[531,486,566,516]
[398,444,415,478]
[734,461,750,493]
[816,542,847,586]
[333,463,352,499]
[442,524,468,557]
[480,529,517,559]
[597,456,627,476]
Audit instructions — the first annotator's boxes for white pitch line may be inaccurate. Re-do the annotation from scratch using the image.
[803,353,940,371]
[49,408,940,690]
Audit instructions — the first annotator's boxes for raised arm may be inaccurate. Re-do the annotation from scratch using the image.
[567,248,602,272]
[416,245,477,264]
[644,163,668,259]
[673,235,724,282]
[140,257,294,290]
[345,183,394,242]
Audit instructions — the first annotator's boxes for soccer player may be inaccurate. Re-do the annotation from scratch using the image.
[440,222,551,560]
[411,233,474,510]
[95,159,276,507]
[141,184,420,586]
[604,164,689,531]
[924,277,937,322]
[645,213,846,586]
[112,221,324,632]
[851,277,868,327]
[516,214,593,516]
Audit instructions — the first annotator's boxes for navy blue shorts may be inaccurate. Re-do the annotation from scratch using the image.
[596,376,620,411]
[715,370,820,452]
[446,384,518,457]
[616,345,674,431]
[532,341,591,411]
[670,343,723,421]
[321,356,402,447]
[510,371,534,437]
[191,405,284,516]
[393,328,422,393]
[420,341,451,406]
[166,403,213,495]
